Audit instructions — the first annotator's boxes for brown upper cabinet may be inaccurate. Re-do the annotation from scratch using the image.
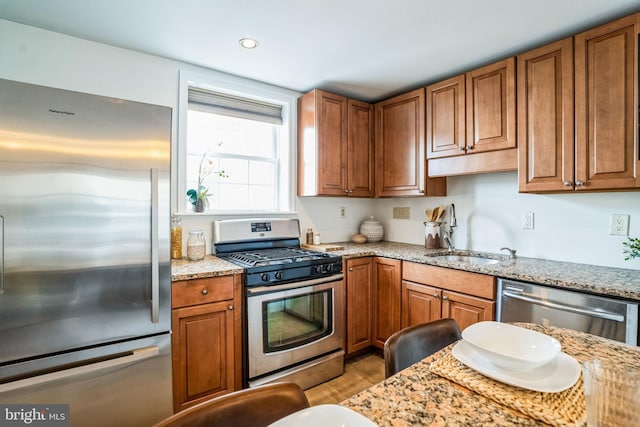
[518,38,575,192]
[297,89,374,197]
[375,88,446,197]
[574,13,640,191]
[520,13,640,192]
[427,57,517,176]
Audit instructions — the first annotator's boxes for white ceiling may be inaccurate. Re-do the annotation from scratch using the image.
[1,0,639,102]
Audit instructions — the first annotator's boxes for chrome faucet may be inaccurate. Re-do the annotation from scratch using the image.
[501,247,517,259]
[444,204,457,252]
[444,234,455,252]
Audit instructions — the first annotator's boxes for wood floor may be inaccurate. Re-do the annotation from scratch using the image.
[304,352,385,406]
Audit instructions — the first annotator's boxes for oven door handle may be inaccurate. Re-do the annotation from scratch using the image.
[502,290,625,322]
[246,274,344,296]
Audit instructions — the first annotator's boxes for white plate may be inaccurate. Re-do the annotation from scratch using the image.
[268,404,378,427]
[451,340,581,393]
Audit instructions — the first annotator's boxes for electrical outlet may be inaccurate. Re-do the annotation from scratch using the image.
[393,207,411,219]
[609,214,629,236]
[339,206,346,219]
[521,212,534,230]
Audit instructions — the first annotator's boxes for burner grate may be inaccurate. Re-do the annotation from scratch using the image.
[225,247,330,267]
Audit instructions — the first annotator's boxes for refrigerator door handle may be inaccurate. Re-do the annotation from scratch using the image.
[0,215,3,294]
[150,168,160,323]
[0,346,159,393]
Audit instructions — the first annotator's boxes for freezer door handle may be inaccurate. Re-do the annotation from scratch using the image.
[150,168,159,323]
[502,290,625,322]
[0,346,159,393]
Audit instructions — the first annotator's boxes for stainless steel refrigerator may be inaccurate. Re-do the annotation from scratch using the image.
[0,79,172,426]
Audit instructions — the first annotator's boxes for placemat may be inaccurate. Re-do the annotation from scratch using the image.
[429,349,586,427]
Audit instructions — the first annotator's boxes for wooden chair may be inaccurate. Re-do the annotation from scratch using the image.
[153,382,309,427]
[384,318,461,378]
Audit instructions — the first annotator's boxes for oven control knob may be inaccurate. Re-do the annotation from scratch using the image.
[275,271,284,280]
[261,273,270,282]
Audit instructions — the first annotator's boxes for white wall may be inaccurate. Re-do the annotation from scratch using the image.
[2,19,639,270]
[298,172,640,270]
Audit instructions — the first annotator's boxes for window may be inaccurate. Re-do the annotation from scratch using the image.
[178,71,297,214]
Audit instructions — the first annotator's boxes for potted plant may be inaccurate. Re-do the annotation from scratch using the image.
[623,236,640,261]
[186,153,227,212]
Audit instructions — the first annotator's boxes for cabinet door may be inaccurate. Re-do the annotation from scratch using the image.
[575,14,640,190]
[466,57,516,153]
[442,290,494,332]
[297,89,348,196]
[347,99,374,197]
[518,38,575,193]
[426,74,466,159]
[372,257,402,348]
[374,88,426,197]
[172,300,235,412]
[401,281,442,328]
[345,257,374,355]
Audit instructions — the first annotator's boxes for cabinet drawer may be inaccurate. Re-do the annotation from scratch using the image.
[402,262,495,300]
[172,276,234,308]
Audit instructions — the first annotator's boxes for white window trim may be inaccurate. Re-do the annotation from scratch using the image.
[177,69,300,216]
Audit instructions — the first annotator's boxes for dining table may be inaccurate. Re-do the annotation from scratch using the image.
[341,323,640,426]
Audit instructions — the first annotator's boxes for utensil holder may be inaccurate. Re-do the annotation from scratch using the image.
[424,221,442,249]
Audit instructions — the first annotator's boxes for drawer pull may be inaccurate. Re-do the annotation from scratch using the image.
[228,305,234,310]
[201,289,208,295]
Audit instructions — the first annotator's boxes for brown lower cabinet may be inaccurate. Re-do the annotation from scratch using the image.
[171,274,242,412]
[402,262,495,331]
[345,257,496,355]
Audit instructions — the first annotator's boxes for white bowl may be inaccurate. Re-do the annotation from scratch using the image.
[461,322,561,372]
[268,404,378,427]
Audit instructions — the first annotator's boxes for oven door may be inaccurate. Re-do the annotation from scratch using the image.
[246,275,345,380]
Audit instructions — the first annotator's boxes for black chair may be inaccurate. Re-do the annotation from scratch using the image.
[153,382,309,427]
[384,318,461,378]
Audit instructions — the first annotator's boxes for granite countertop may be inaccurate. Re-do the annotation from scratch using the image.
[331,241,640,301]
[171,256,243,281]
[170,241,640,301]
[342,323,640,426]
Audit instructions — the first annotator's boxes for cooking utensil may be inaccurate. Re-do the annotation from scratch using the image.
[425,209,433,221]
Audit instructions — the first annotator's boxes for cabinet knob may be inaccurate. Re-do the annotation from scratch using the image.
[349,268,353,272]
[459,146,466,151]
[575,180,585,187]
[442,295,449,300]
[201,289,208,295]
[433,293,439,298]
[466,145,473,150]
[563,180,573,187]
[228,305,234,310]
[344,189,350,193]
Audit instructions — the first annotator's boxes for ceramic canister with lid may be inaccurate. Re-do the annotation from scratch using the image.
[360,216,384,242]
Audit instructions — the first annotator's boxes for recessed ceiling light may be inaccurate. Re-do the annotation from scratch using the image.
[239,38,259,49]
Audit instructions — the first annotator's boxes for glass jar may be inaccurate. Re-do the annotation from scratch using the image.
[186,229,206,261]
[170,215,183,259]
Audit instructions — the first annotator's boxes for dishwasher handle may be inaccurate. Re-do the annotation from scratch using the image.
[502,290,625,322]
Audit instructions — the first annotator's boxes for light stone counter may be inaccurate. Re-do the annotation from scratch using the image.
[170,241,640,301]
[332,241,640,301]
[342,323,640,426]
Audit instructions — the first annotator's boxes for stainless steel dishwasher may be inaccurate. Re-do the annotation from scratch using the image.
[497,278,639,346]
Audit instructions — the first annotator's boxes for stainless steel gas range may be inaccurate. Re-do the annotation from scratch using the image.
[213,218,345,390]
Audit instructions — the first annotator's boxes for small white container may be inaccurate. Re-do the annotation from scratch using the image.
[186,229,206,261]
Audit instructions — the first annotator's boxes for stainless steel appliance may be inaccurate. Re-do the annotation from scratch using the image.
[0,79,172,426]
[497,278,639,345]
[213,218,345,390]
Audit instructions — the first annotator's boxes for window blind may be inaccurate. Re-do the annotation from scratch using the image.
[188,87,283,125]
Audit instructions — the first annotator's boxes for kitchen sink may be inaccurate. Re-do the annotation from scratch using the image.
[432,254,500,265]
